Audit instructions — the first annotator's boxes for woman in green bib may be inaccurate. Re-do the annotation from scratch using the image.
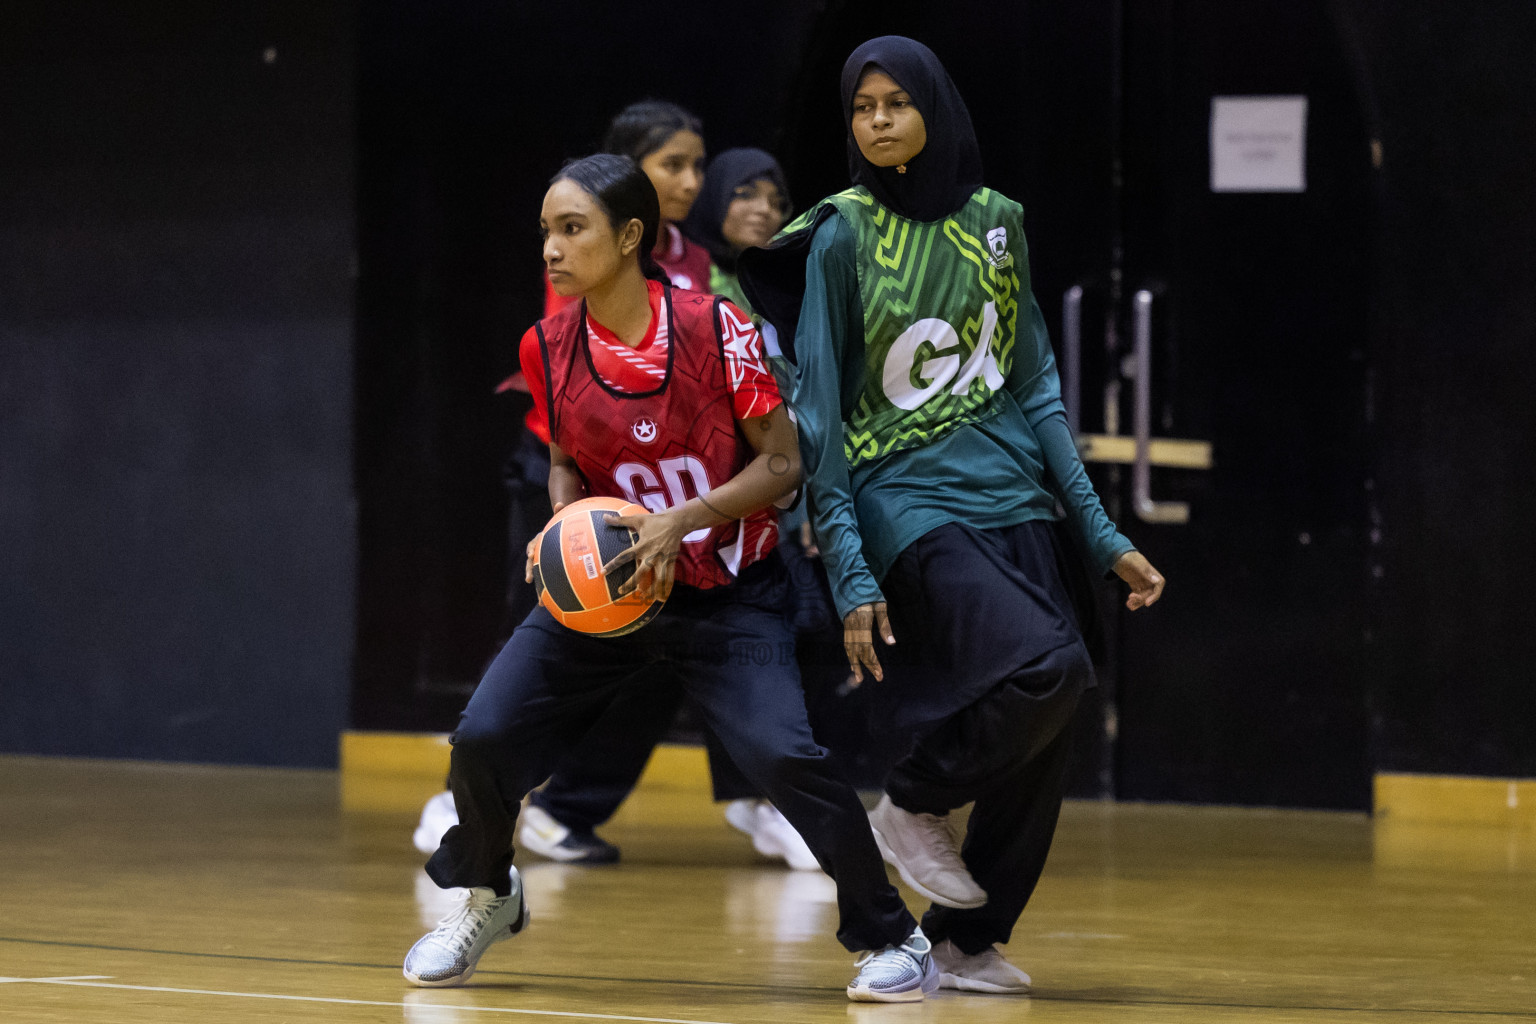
[742,35,1165,994]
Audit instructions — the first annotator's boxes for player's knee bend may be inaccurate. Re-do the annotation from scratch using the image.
[451,714,557,795]
[449,716,520,763]
[1011,639,1093,702]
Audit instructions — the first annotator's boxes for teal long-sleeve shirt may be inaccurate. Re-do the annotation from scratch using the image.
[792,213,1134,619]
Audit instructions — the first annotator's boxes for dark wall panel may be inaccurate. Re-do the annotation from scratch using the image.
[1344,0,1536,777]
[0,3,355,766]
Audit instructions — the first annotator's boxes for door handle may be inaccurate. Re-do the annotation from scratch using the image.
[1062,285,1083,435]
[1132,290,1190,524]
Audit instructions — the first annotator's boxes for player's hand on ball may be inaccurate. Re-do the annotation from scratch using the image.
[1113,550,1165,610]
[842,601,894,685]
[602,510,688,604]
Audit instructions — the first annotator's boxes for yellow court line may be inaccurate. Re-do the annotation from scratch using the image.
[7,977,740,1024]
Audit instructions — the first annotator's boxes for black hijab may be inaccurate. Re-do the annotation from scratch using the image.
[682,147,789,274]
[840,35,983,223]
[740,36,982,361]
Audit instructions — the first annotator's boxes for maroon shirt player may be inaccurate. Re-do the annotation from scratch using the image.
[403,154,936,1002]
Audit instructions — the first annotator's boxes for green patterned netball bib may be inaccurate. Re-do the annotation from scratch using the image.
[790,187,1025,468]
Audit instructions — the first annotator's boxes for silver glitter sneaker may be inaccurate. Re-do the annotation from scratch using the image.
[403,872,530,987]
[846,926,940,1002]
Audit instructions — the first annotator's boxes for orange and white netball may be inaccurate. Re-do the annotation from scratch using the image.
[531,496,664,636]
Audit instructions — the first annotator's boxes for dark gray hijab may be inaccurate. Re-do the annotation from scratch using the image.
[682,147,788,274]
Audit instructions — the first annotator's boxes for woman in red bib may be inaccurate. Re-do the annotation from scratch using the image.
[403,154,935,1002]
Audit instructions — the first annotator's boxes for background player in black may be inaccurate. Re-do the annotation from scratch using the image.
[683,147,791,310]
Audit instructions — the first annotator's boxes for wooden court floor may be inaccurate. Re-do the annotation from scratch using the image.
[1,755,1533,1023]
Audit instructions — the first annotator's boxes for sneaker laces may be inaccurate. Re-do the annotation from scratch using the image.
[855,934,928,972]
[430,889,502,957]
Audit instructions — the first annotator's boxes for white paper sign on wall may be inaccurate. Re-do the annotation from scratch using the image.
[1210,96,1308,193]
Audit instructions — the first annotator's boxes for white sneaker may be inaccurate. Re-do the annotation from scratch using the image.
[403,874,530,987]
[847,926,940,1002]
[413,791,459,855]
[724,798,758,837]
[752,802,821,871]
[727,800,821,872]
[517,804,619,864]
[867,794,987,909]
[931,938,1032,993]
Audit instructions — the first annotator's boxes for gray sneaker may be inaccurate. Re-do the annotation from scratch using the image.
[403,873,530,987]
[931,937,1032,993]
[867,794,987,909]
[847,926,940,1002]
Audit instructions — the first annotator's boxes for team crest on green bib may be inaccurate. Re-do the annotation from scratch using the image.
[986,227,1012,269]
[815,187,1027,468]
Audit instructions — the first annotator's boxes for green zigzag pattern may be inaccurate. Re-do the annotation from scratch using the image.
[833,188,1023,467]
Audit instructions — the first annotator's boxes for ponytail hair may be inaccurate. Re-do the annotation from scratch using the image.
[551,154,664,281]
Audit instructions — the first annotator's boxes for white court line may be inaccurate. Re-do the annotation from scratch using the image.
[3,976,739,1024]
[0,976,113,983]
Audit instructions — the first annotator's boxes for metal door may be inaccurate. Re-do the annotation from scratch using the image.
[1054,0,1376,808]
[764,0,1377,808]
